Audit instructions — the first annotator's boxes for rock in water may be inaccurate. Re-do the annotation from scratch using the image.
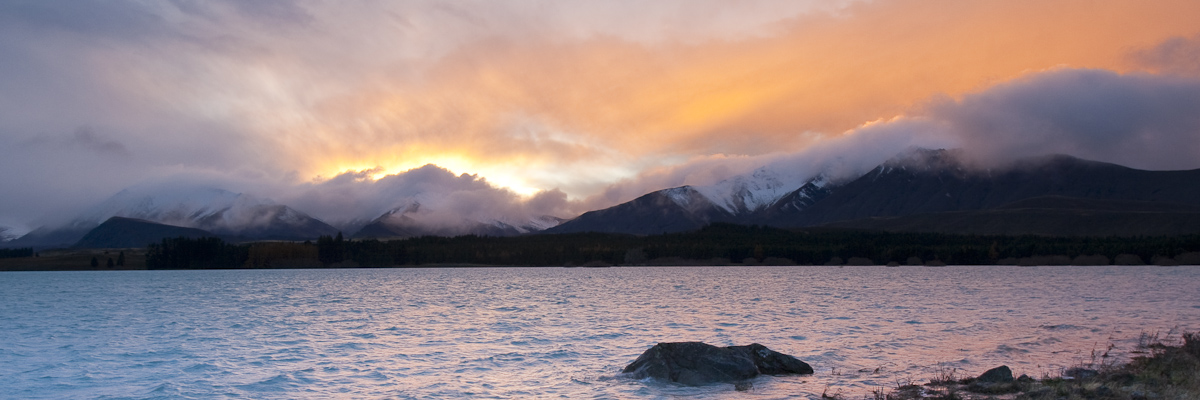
[969,365,1018,394]
[976,365,1014,383]
[622,342,813,385]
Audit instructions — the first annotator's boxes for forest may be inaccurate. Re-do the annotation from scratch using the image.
[143,224,1200,269]
[0,247,33,259]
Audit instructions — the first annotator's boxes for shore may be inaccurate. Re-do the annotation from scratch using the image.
[829,332,1200,400]
[4,248,1198,272]
[0,249,147,271]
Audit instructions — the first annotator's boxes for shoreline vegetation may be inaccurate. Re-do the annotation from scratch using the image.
[2,224,1199,271]
[824,331,1200,400]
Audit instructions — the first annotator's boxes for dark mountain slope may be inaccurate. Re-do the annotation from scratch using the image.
[545,187,738,235]
[73,217,216,249]
[6,225,93,250]
[199,204,339,241]
[353,215,527,239]
[824,196,1200,236]
[767,150,1200,227]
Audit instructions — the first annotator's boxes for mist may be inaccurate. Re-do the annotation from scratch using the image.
[2,1,1200,234]
[278,165,574,233]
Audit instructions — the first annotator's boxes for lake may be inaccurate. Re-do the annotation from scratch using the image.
[2,266,1198,399]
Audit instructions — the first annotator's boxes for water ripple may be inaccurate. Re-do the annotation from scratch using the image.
[1,266,1198,399]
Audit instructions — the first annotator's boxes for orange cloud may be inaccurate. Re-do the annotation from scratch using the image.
[262,0,1200,200]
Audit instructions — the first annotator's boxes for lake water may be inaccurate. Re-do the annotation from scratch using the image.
[2,266,1199,399]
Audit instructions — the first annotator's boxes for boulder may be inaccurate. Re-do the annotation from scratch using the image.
[976,365,1015,383]
[622,342,813,385]
[968,365,1018,394]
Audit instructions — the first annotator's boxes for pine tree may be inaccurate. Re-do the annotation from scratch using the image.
[106,258,114,268]
[90,256,99,268]
[116,251,125,266]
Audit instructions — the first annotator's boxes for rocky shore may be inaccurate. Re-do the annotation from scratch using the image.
[621,333,1199,399]
[843,332,1200,400]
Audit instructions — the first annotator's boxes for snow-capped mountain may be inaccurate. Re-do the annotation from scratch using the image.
[548,166,833,235]
[764,148,1200,230]
[352,200,565,239]
[10,185,338,248]
[80,186,254,228]
[78,186,337,240]
[754,176,834,220]
[692,166,818,215]
[547,146,1200,235]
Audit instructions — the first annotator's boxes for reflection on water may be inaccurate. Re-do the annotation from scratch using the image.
[2,266,1198,399]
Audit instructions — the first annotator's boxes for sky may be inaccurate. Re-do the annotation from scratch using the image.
[2,0,1200,233]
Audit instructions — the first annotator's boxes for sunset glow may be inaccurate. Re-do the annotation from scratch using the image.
[1,0,1199,229]
[259,0,1200,197]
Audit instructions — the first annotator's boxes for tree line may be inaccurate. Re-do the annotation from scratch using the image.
[143,224,1200,269]
[0,247,33,259]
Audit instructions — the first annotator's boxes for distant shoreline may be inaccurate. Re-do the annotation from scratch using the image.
[5,225,1200,271]
[3,258,1196,272]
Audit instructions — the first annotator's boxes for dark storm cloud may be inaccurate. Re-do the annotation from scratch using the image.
[930,69,1200,170]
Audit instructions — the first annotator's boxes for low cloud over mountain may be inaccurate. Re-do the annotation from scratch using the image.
[2,1,1200,235]
[280,164,572,235]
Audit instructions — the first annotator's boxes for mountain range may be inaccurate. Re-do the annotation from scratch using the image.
[6,182,567,249]
[548,149,1200,236]
[8,186,338,249]
[7,148,1200,250]
[544,169,832,235]
[351,201,563,240]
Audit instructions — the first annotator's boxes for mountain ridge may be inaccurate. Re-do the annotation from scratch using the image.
[8,186,337,249]
[10,148,1200,248]
[551,149,1200,236]
[73,217,217,249]
[771,150,1200,228]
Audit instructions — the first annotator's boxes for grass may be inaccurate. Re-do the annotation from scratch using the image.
[822,331,1200,400]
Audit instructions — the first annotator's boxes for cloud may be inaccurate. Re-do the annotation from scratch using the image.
[582,67,1200,208]
[0,0,170,40]
[63,127,132,157]
[928,69,1200,170]
[1131,34,1200,78]
[2,0,1200,229]
[574,116,958,209]
[279,164,572,231]
[261,0,1200,198]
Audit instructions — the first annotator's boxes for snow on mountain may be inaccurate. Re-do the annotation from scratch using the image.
[353,197,564,238]
[79,186,256,228]
[0,225,22,242]
[16,184,339,247]
[655,165,830,217]
[659,186,718,213]
[549,164,834,235]
[765,176,833,215]
[691,166,819,214]
[521,215,566,232]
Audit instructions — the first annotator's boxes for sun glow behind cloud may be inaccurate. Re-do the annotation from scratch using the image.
[2,0,1200,227]
[320,157,545,198]
[229,0,1200,203]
